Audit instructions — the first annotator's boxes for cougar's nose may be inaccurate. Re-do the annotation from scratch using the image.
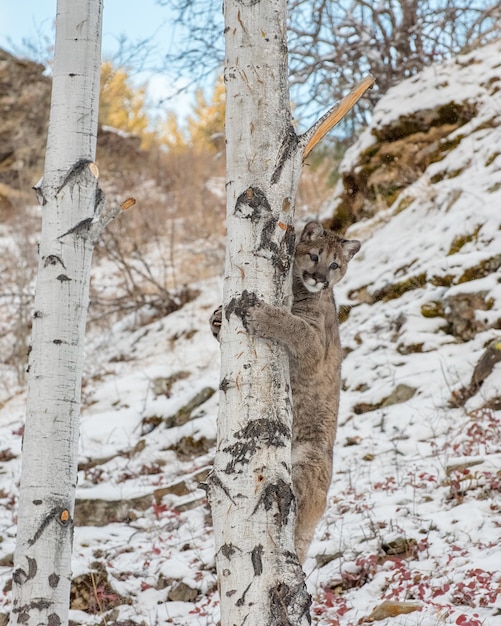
[313,272,327,284]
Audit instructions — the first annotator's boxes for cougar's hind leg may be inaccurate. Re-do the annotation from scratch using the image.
[292,458,330,564]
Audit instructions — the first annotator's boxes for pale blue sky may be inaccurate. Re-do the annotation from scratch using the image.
[0,1,209,119]
[0,1,177,58]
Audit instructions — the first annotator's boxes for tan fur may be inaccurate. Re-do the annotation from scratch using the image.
[210,221,360,563]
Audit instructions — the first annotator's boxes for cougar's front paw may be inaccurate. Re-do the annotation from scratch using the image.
[245,300,274,338]
[209,305,223,340]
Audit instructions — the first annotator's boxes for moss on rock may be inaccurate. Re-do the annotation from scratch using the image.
[327,101,477,232]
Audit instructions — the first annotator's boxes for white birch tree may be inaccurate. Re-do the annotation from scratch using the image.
[9,2,125,624]
[207,1,373,624]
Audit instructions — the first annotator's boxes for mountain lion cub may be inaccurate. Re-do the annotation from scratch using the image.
[210,221,360,563]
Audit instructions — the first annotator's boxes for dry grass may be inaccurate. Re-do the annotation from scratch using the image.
[0,131,336,386]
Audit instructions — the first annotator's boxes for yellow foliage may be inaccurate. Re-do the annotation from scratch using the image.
[99,61,152,147]
[161,76,225,153]
[97,64,226,153]
[161,111,189,152]
[188,76,225,152]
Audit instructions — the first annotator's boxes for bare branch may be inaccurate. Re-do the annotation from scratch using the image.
[301,74,375,158]
[159,0,501,134]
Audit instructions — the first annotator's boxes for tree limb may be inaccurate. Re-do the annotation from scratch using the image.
[301,74,376,159]
[88,196,135,242]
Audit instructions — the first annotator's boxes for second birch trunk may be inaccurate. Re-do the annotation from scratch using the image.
[208,1,310,624]
[9,1,107,624]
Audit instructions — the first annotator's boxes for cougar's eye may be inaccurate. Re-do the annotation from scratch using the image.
[329,261,339,270]
[309,253,319,263]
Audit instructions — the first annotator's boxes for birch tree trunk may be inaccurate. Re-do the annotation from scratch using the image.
[9,2,108,624]
[207,1,374,624]
[208,1,310,624]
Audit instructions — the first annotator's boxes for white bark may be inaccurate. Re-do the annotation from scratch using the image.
[207,1,310,624]
[208,2,375,623]
[10,2,105,625]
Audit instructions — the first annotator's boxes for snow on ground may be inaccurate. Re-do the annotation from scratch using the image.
[1,41,501,625]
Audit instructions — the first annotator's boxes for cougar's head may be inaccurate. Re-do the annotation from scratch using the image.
[294,221,361,293]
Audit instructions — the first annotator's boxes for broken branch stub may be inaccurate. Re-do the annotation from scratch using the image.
[302,74,376,159]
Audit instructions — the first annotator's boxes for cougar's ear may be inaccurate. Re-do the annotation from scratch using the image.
[300,221,324,242]
[341,238,361,260]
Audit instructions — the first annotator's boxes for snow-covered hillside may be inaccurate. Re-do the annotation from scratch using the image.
[1,41,501,625]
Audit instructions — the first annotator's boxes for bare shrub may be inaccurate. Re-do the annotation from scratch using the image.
[0,206,39,387]
[87,144,226,329]
[89,221,202,329]
[160,0,501,131]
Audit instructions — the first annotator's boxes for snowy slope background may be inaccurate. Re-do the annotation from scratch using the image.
[1,41,501,625]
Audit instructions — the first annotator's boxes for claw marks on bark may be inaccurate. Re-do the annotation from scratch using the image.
[251,544,264,575]
[269,581,312,626]
[208,471,236,505]
[262,219,295,276]
[282,222,296,266]
[253,478,295,528]
[223,418,290,473]
[271,124,299,185]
